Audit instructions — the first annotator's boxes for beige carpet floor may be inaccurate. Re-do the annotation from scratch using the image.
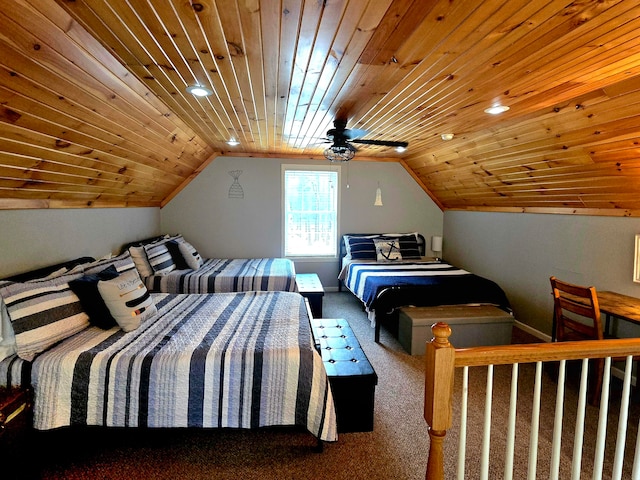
[17,292,640,479]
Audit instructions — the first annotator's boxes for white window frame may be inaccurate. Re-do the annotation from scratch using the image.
[282,164,340,260]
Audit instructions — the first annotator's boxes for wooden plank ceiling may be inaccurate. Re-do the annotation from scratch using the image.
[1,0,640,214]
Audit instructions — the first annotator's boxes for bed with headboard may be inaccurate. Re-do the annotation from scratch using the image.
[338,233,511,342]
[122,234,297,294]
[0,253,336,443]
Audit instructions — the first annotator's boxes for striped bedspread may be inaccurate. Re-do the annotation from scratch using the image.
[30,291,337,442]
[342,260,510,312]
[144,258,296,294]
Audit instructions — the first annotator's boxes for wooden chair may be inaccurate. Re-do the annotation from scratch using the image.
[550,276,605,405]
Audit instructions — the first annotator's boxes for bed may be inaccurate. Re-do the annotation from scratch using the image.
[123,235,297,294]
[0,255,337,443]
[338,233,511,342]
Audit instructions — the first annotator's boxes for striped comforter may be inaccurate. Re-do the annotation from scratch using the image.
[341,260,510,312]
[30,291,337,442]
[144,258,296,294]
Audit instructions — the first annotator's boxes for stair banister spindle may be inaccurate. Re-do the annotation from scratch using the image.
[613,356,633,480]
[527,362,542,480]
[550,360,567,480]
[593,357,612,480]
[457,367,469,480]
[504,363,519,480]
[572,359,589,479]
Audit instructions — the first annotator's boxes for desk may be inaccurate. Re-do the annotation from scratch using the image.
[598,291,640,333]
[552,291,640,341]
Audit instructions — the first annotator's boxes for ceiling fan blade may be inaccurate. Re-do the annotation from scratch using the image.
[350,139,409,148]
[344,128,369,139]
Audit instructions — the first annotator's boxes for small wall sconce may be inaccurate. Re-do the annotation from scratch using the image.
[431,235,443,261]
[374,182,383,206]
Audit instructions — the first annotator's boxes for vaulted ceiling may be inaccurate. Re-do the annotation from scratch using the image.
[2,0,640,215]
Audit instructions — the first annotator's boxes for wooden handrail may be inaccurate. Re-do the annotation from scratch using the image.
[423,322,640,480]
[454,337,640,367]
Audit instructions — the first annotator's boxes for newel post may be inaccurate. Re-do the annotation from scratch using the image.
[424,322,455,480]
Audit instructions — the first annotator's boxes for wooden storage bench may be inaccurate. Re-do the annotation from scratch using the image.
[310,318,377,433]
[398,305,514,355]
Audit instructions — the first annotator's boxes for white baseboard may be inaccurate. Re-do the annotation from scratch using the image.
[514,319,551,343]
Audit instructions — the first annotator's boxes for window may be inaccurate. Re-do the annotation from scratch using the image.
[282,165,339,257]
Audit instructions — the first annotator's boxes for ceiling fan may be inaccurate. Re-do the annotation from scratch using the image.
[320,119,409,162]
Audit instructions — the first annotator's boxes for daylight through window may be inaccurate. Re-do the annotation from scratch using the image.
[283,166,339,257]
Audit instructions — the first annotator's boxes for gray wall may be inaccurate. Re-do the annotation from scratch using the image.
[161,156,444,288]
[0,207,159,278]
[443,210,640,338]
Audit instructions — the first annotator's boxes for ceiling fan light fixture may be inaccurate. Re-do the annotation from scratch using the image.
[441,133,454,141]
[186,84,213,97]
[395,146,407,153]
[324,145,356,163]
[484,105,510,115]
[226,138,240,146]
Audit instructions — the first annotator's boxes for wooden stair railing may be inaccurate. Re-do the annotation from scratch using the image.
[424,322,640,480]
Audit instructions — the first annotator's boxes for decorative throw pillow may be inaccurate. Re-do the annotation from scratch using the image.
[389,234,421,259]
[166,240,190,269]
[373,238,402,262]
[128,245,154,277]
[347,236,379,260]
[144,242,176,275]
[178,240,203,270]
[0,296,16,362]
[0,272,89,361]
[68,265,120,329]
[97,269,156,332]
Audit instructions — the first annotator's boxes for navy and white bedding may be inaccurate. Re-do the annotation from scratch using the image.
[5,291,337,442]
[144,258,296,294]
[340,260,511,338]
[341,261,510,311]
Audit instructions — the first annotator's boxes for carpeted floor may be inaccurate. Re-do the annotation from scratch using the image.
[13,292,640,479]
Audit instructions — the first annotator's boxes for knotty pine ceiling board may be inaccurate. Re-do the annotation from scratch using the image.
[0,0,638,215]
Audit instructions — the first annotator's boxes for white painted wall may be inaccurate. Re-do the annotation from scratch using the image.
[0,207,159,277]
[443,210,640,337]
[161,156,444,288]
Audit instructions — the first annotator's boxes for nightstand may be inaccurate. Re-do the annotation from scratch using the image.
[0,387,33,452]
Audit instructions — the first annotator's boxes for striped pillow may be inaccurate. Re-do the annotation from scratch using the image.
[0,272,89,361]
[347,236,379,260]
[144,242,176,275]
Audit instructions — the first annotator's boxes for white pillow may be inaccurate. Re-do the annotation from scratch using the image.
[98,270,156,332]
[0,299,16,361]
[373,238,402,262]
[128,245,154,277]
[178,241,203,270]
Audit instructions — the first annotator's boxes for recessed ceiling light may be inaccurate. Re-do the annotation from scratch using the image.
[226,139,240,146]
[186,85,213,97]
[395,146,406,153]
[441,133,454,141]
[484,105,510,115]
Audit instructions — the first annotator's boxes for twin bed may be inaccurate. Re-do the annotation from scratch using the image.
[338,233,511,341]
[0,235,336,444]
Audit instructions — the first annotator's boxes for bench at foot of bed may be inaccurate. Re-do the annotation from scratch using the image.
[398,305,514,355]
[310,318,377,433]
